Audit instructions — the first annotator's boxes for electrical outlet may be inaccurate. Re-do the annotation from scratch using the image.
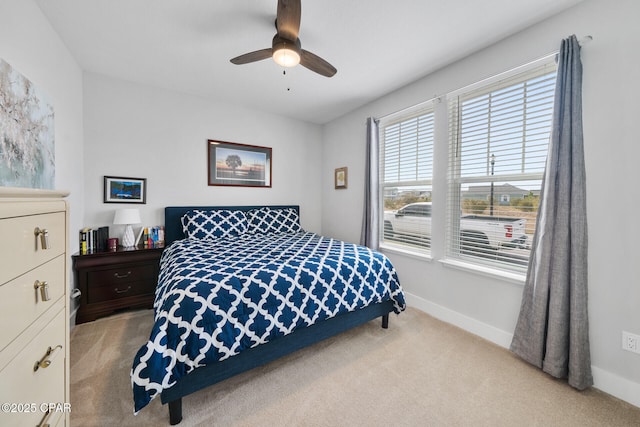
[622,331,640,354]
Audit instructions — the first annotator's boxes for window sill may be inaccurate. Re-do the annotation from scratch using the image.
[379,243,432,262]
[439,259,526,285]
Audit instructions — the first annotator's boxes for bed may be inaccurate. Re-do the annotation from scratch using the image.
[131,205,405,425]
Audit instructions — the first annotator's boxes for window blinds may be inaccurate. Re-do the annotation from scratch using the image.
[446,61,557,272]
[380,103,435,252]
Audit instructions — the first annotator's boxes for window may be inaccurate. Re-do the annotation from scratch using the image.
[379,102,435,254]
[446,60,557,272]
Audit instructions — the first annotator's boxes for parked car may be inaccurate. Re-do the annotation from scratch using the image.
[383,202,528,254]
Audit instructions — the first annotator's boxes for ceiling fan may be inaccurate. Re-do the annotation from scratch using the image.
[230,0,337,78]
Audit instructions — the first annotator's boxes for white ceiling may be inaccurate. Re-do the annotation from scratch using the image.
[35,0,583,124]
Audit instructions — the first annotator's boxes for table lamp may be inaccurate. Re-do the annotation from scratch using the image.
[113,208,141,248]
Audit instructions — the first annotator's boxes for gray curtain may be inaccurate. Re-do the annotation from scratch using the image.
[360,117,380,248]
[510,35,593,390]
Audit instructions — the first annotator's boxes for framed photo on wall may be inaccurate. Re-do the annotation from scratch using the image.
[335,167,348,189]
[208,140,272,187]
[103,176,147,204]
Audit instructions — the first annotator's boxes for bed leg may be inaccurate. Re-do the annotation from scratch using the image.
[169,398,183,425]
[381,314,389,329]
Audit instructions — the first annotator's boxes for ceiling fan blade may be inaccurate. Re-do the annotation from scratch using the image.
[276,0,301,41]
[300,50,337,77]
[230,48,273,65]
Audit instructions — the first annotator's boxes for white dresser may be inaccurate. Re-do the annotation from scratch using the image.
[0,188,70,427]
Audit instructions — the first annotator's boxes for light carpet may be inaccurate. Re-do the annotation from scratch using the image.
[69,307,640,426]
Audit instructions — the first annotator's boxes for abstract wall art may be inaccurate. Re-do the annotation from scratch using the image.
[0,59,55,189]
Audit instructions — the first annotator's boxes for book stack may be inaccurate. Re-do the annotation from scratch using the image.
[137,226,165,248]
[79,226,109,254]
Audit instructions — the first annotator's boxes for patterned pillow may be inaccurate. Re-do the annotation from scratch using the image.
[246,207,302,234]
[181,209,248,240]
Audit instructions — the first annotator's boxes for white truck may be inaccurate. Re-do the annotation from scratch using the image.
[383,202,528,253]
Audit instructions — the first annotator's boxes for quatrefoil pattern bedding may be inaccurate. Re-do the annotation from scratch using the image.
[181,209,249,239]
[181,207,302,240]
[246,207,302,234]
[130,231,405,413]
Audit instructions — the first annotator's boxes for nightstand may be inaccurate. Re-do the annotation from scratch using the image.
[72,245,164,324]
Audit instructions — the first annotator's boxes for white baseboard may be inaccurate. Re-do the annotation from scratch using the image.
[69,306,78,332]
[591,366,640,408]
[404,291,640,409]
[404,292,513,348]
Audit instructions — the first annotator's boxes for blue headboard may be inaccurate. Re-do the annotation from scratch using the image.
[164,205,300,246]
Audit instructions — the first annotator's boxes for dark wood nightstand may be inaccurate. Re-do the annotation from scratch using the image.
[72,245,164,324]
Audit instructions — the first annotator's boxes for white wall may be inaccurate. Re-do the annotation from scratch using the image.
[322,0,640,407]
[0,0,84,277]
[82,73,323,237]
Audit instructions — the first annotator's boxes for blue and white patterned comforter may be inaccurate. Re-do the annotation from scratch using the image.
[131,231,405,413]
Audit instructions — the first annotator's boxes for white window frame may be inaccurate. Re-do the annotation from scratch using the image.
[445,57,557,274]
[378,100,435,256]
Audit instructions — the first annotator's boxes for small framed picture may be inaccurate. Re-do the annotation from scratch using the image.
[335,167,348,189]
[104,176,147,204]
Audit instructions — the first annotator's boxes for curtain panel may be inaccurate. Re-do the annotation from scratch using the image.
[360,117,380,249]
[510,35,592,390]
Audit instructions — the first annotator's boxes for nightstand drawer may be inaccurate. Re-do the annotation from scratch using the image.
[73,245,163,323]
[86,264,157,304]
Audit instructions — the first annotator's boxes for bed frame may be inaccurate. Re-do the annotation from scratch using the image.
[159,206,395,425]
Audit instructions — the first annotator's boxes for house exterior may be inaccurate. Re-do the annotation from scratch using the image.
[463,183,539,205]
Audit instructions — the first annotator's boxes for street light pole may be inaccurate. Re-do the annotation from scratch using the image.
[490,154,495,217]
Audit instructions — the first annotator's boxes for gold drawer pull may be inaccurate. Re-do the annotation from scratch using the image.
[114,286,132,294]
[113,271,132,279]
[37,409,54,427]
[34,227,51,250]
[34,280,51,302]
[33,345,63,372]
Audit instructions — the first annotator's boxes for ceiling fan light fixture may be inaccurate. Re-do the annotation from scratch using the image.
[272,45,300,67]
[231,1,336,77]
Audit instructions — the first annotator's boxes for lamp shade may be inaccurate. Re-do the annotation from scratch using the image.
[272,38,301,68]
[273,47,300,67]
[113,208,141,225]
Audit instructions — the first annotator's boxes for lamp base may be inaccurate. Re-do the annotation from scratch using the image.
[122,225,136,247]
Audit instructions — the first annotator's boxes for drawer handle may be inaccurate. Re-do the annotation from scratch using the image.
[114,286,132,294]
[34,280,51,302]
[34,227,51,250]
[34,345,63,372]
[113,271,132,279]
[37,409,54,427]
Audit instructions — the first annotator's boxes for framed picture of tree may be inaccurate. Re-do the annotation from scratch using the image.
[207,140,272,187]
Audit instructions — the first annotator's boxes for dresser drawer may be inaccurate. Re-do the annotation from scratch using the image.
[86,264,157,304]
[0,212,65,285]
[0,255,65,352]
[0,309,65,427]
